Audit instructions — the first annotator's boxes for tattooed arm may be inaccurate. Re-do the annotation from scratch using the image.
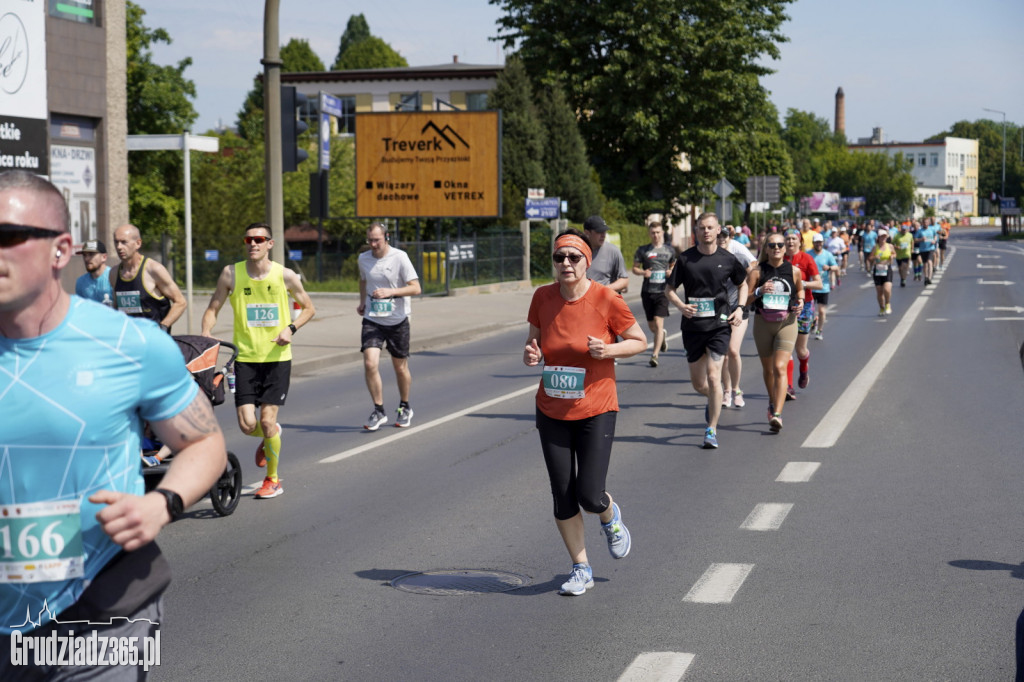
[90,393,227,551]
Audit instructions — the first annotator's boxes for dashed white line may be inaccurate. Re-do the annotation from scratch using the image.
[740,503,794,531]
[776,462,821,482]
[683,563,754,603]
[618,652,696,682]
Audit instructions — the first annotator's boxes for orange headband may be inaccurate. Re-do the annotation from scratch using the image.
[554,234,592,268]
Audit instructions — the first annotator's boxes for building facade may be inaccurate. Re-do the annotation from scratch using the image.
[0,0,128,285]
[282,59,503,136]
[848,134,979,217]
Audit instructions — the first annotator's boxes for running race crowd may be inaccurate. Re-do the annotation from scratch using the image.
[525,212,952,595]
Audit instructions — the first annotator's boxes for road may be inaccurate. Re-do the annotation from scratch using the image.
[151,229,1024,681]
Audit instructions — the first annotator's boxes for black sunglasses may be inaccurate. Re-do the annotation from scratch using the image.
[766,242,785,249]
[244,235,269,245]
[0,224,65,248]
[552,252,585,264]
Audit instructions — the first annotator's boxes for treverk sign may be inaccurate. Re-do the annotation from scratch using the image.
[356,111,501,218]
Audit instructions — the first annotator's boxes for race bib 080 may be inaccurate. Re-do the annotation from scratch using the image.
[542,365,585,399]
[0,500,84,584]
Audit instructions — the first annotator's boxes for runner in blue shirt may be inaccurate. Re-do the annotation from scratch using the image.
[809,233,839,340]
[915,217,939,286]
[73,239,113,306]
[0,171,226,677]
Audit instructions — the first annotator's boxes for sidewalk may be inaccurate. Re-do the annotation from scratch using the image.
[205,274,645,375]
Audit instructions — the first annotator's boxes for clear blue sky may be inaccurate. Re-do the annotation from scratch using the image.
[138,0,1022,143]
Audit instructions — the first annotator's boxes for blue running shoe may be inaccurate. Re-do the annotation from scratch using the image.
[559,563,594,596]
[602,502,631,559]
[703,427,719,449]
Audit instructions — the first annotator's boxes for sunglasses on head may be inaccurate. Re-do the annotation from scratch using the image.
[0,224,65,248]
[244,235,269,245]
[766,242,785,249]
[552,252,584,264]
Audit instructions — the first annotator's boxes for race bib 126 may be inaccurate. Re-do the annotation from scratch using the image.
[246,302,280,327]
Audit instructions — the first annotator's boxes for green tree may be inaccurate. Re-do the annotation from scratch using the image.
[236,38,326,141]
[125,1,198,244]
[533,83,602,221]
[781,108,841,199]
[333,36,408,70]
[492,0,793,209]
[332,14,371,69]
[488,58,546,226]
[826,151,916,219]
[929,119,1023,206]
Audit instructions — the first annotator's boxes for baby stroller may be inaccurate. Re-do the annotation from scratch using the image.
[142,335,244,517]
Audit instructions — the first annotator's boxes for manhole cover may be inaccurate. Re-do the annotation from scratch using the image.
[391,569,531,595]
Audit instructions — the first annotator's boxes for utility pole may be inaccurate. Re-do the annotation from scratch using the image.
[264,0,284,265]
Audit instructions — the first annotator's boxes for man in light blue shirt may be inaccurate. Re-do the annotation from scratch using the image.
[809,233,839,340]
[914,217,939,286]
[0,170,226,677]
[74,239,113,306]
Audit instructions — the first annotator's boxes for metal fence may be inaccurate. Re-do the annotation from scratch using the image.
[189,230,525,295]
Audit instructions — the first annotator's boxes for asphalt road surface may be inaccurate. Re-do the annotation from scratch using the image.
[150,229,1024,681]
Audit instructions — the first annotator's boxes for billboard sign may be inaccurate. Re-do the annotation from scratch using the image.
[1,1,48,173]
[355,111,501,217]
[808,192,840,213]
[938,192,975,214]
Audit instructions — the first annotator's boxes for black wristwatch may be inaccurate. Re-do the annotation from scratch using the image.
[154,488,184,521]
[288,323,298,334]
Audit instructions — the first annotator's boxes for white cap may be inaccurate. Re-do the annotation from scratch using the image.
[812,232,824,242]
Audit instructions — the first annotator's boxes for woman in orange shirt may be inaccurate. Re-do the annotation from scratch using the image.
[524,228,647,596]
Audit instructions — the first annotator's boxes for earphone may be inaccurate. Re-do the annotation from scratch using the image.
[56,250,63,257]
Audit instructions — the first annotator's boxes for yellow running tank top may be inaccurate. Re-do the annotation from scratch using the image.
[230,262,292,363]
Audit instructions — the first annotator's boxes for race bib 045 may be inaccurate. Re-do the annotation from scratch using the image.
[116,290,143,314]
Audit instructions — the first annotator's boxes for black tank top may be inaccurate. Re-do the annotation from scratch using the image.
[754,261,797,313]
[114,256,172,325]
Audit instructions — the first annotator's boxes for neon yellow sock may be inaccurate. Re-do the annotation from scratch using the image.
[250,423,264,438]
[264,427,281,481]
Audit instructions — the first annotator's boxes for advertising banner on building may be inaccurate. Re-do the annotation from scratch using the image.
[1,0,49,174]
[355,111,501,218]
[50,145,97,244]
[807,192,840,213]
[937,192,975,214]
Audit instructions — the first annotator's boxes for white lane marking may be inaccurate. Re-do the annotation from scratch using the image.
[926,318,950,322]
[320,384,538,463]
[740,503,794,531]
[618,652,696,682]
[683,563,754,604]
[978,279,1015,285]
[985,306,1024,313]
[921,290,933,296]
[647,331,682,351]
[977,263,1007,269]
[859,281,873,289]
[985,317,1024,321]
[776,461,821,482]
[802,293,929,448]
[977,254,1001,259]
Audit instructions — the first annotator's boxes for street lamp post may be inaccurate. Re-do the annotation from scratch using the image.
[982,107,1006,201]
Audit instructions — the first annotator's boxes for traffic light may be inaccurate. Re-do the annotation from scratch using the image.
[281,86,309,173]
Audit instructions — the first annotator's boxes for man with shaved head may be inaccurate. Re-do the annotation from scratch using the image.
[110,223,186,331]
[0,170,226,676]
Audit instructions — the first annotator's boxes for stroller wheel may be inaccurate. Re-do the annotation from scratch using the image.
[210,452,242,516]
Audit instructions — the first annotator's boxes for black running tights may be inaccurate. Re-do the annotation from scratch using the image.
[535,409,616,521]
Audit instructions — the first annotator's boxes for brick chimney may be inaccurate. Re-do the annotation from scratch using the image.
[835,87,845,138]
[453,55,459,64]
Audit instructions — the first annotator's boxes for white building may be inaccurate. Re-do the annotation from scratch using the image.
[848,130,979,217]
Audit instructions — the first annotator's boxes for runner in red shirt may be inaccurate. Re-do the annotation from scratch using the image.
[783,228,822,397]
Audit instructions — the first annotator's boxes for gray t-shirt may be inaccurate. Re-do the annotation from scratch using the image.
[588,242,628,286]
[358,246,419,326]
[633,243,676,294]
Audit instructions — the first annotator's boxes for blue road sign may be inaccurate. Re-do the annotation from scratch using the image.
[204,250,218,261]
[320,92,343,118]
[525,197,560,219]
